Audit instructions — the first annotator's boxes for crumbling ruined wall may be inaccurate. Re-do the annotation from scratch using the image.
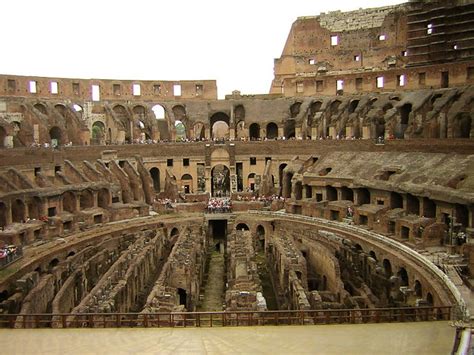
[226,230,265,311]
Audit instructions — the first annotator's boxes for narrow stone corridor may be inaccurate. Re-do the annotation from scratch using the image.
[197,251,225,311]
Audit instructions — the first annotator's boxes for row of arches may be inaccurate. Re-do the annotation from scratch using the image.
[0,188,111,228]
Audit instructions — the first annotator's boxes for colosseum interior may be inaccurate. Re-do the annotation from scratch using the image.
[0,1,473,353]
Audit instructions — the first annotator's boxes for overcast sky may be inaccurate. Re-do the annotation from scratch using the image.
[1,0,406,98]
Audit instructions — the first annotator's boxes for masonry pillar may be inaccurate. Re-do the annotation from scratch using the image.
[33,124,40,144]
[278,127,284,139]
[4,136,13,148]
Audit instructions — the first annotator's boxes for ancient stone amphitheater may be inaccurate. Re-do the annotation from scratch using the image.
[0,1,473,354]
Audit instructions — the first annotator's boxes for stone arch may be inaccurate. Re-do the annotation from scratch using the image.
[414,280,422,298]
[406,194,420,215]
[249,123,260,140]
[12,198,26,223]
[133,105,146,116]
[49,126,62,146]
[152,104,166,120]
[97,188,110,209]
[27,196,43,220]
[234,104,245,121]
[49,258,60,270]
[330,100,342,113]
[290,102,302,118]
[34,103,47,115]
[284,120,295,138]
[256,224,265,250]
[150,168,160,192]
[210,112,230,139]
[375,116,386,138]
[348,100,359,114]
[357,188,371,205]
[453,113,472,138]
[0,202,7,227]
[172,105,186,121]
[174,120,186,141]
[382,258,392,277]
[170,227,179,238]
[62,191,77,213]
[54,104,67,116]
[340,186,354,201]
[326,186,337,201]
[91,121,106,145]
[181,174,193,194]
[283,170,293,198]
[248,173,256,191]
[391,192,403,209]
[211,164,230,197]
[369,250,377,261]
[80,189,94,210]
[426,292,433,305]
[266,122,278,139]
[310,101,322,116]
[398,267,409,287]
[236,223,249,231]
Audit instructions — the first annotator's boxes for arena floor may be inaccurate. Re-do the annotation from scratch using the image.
[0,321,455,354]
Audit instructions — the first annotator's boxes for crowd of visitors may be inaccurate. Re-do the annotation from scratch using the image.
[0,244,21,268]
[207,198,232,213]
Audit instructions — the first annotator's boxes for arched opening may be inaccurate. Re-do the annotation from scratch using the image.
[422,197,436,218]
[152,104,169,141]
[398,268,409,287]
[357,188,371,205]
[0,202,7,227]
[152,104,165,119]
[49,258,60,269]
[369,250,377,261]
[414,280,422,298]
[391,192,403,209]
[406,194,420,215]
[290,102,302,118]
[34,103,47,115]
[27,196,42,220]
[181,174,193,194]
[80,190,94,210]
[133,105,146,117]
[455,204,469,228]
[97,188,110,208]
[340,187,354,201]
[248,173,256,192]
[0,126,6,148]
[0,290,10,303]
[177,288,187,307]
[170,227,179,238]
[12,199,25,223]
[211,164,230,197]
[149,168,160,192]
[348,100,359,114]
[210,112,230,139]
[284,120,295,138]
[426,292,433,305]
[382,259,392,277]
[375,117,385,138]
[453,113,471,138]
[62,191,77,213]
[266,122,278,139]
[310,101,322,116]
[175,120,186,141]
[330,100,341,113]
[67,251,76,258]
[249,123,260,140]
[398,103,412,138]
[234,105,245,121]
[49,126,62,147]
[91,121,105,145]
[236,223,249,231]
[279,163,287,192]
[326,186,337,201]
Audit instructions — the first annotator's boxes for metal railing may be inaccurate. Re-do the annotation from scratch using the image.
[1,306,452,329]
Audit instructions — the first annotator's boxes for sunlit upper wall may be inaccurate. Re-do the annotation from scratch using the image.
[0,74,217,101]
